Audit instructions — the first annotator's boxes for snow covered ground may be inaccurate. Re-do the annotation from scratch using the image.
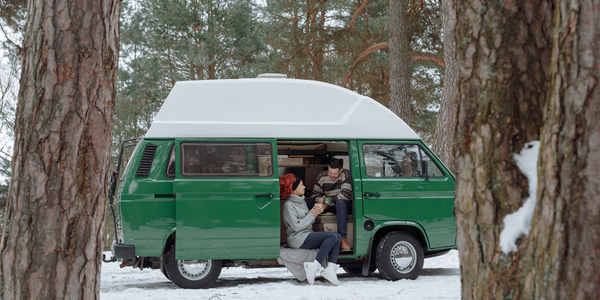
[100,250,460,299]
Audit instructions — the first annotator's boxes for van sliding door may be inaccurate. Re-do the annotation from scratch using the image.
[173,140,280,260]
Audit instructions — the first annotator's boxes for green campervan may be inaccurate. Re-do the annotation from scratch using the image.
[106,74,456,289]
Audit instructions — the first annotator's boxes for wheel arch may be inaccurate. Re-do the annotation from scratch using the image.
[162,228,176,255]
[371,222,429,252]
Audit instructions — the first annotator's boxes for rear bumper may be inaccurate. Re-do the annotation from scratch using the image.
[112,244,136,259]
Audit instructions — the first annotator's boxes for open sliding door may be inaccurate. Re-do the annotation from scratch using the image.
[174,140,280,260]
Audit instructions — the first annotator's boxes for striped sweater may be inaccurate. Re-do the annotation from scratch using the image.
[308,169,353,203]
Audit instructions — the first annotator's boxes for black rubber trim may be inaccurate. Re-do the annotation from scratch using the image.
[424,249,451,258]
[135,144,158,177]
[362,236,375,276]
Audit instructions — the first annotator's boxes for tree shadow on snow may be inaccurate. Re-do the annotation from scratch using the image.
[420,268,460,276]
[212,274,381,288]
[109,269,458,291]
[112,274,383,291]
[212,277,302,287]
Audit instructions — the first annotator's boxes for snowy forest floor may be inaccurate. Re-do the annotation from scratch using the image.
[100,250,460,299]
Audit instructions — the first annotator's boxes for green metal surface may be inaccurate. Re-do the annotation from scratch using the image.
[358,140,456,249]
[116,138,456,262]
[117,139,176,257]
[341,140,367,258]
[173,139,281,260]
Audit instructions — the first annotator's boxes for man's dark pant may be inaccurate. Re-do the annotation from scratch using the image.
[306,199,351,239]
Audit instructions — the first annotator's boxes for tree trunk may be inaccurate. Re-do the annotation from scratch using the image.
[453,0,552,298]
[388,0,412,125]
[432,0,457,169]
[0,0,120,298]
[521,0,600,298]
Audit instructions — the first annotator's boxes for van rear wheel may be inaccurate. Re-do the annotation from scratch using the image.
[161,253,171,281]
[375,231,423,280]
[165,244,222,289]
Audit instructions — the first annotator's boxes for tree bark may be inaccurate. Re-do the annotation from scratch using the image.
[521,0,600,298]
[389,0,412,125]
[453,0,552,298]
[0,0,120,298]
[432,0,458,169]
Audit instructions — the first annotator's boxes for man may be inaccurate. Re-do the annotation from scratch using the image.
[307,158,353,251]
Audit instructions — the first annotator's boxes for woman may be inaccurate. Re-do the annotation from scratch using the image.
[280,173,341,285]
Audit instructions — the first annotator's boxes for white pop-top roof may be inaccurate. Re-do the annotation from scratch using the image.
[145,78,420,140]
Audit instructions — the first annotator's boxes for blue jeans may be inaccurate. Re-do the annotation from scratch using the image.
[306,199,351,239]
[300,232,341,264]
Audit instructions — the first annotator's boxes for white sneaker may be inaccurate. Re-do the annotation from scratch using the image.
[303,260,324,285]
[321,262,340,286]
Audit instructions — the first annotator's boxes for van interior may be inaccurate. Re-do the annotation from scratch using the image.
[277,141,354,252]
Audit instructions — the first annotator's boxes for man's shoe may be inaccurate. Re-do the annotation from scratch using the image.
[303,260,323,285]
[341,238,351,251]
[321,262,340,286]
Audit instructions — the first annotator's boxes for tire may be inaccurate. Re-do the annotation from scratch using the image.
[375,231,424,280]
[165,244,222,289]
[161,267,171,281]
[161,254,171,281]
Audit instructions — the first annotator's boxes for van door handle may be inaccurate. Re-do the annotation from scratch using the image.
[254,194,275,209]
[255,194,274,198]
[364,193,380,198]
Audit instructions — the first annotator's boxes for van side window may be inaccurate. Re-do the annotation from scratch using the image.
[362,144,445,178]
[361,144,421,177]
[420,148,445,177]
[165,144,176,178]
[181,142,273,177]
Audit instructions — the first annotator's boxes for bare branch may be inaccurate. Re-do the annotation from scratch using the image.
[411,53,445,67]
[341,42,387,88]
[0,23,21,53]
[341,46,445,88]
[349,0,370,31]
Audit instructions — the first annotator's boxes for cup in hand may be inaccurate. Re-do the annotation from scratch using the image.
[323,197,333,206]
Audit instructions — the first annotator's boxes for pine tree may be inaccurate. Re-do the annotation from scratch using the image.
[0,0,120,298]
[114,0,265,145]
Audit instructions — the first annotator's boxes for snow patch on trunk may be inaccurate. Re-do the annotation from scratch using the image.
[499,141,540,254]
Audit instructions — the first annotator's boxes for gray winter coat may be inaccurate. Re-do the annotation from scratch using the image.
[283,194,316,248]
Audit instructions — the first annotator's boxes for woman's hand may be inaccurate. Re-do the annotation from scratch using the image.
[311,203,325,216]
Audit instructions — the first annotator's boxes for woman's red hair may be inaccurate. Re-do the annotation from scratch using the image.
[279,173,296,199]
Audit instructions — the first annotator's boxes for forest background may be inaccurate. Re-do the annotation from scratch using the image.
[0,0,447,248]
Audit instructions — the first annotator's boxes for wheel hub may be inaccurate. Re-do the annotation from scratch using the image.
[177,259,212,281]
[390,241,416,274]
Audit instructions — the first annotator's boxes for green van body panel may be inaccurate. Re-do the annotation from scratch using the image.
[371,220,430,245]
[346,140,367,257]
[173,139,280,260]
[117,139,176,257]
[116,138,456,261]
[358,140,456,249]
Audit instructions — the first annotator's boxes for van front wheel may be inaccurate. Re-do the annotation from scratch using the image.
[375,231,423,280]
[165,244,222,289]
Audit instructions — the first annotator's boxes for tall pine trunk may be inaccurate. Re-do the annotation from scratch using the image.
[0,0,120,298]
[432,0,458,168]
[389,0,412,125]
[521,0,600,298]
[453,0,552,297]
